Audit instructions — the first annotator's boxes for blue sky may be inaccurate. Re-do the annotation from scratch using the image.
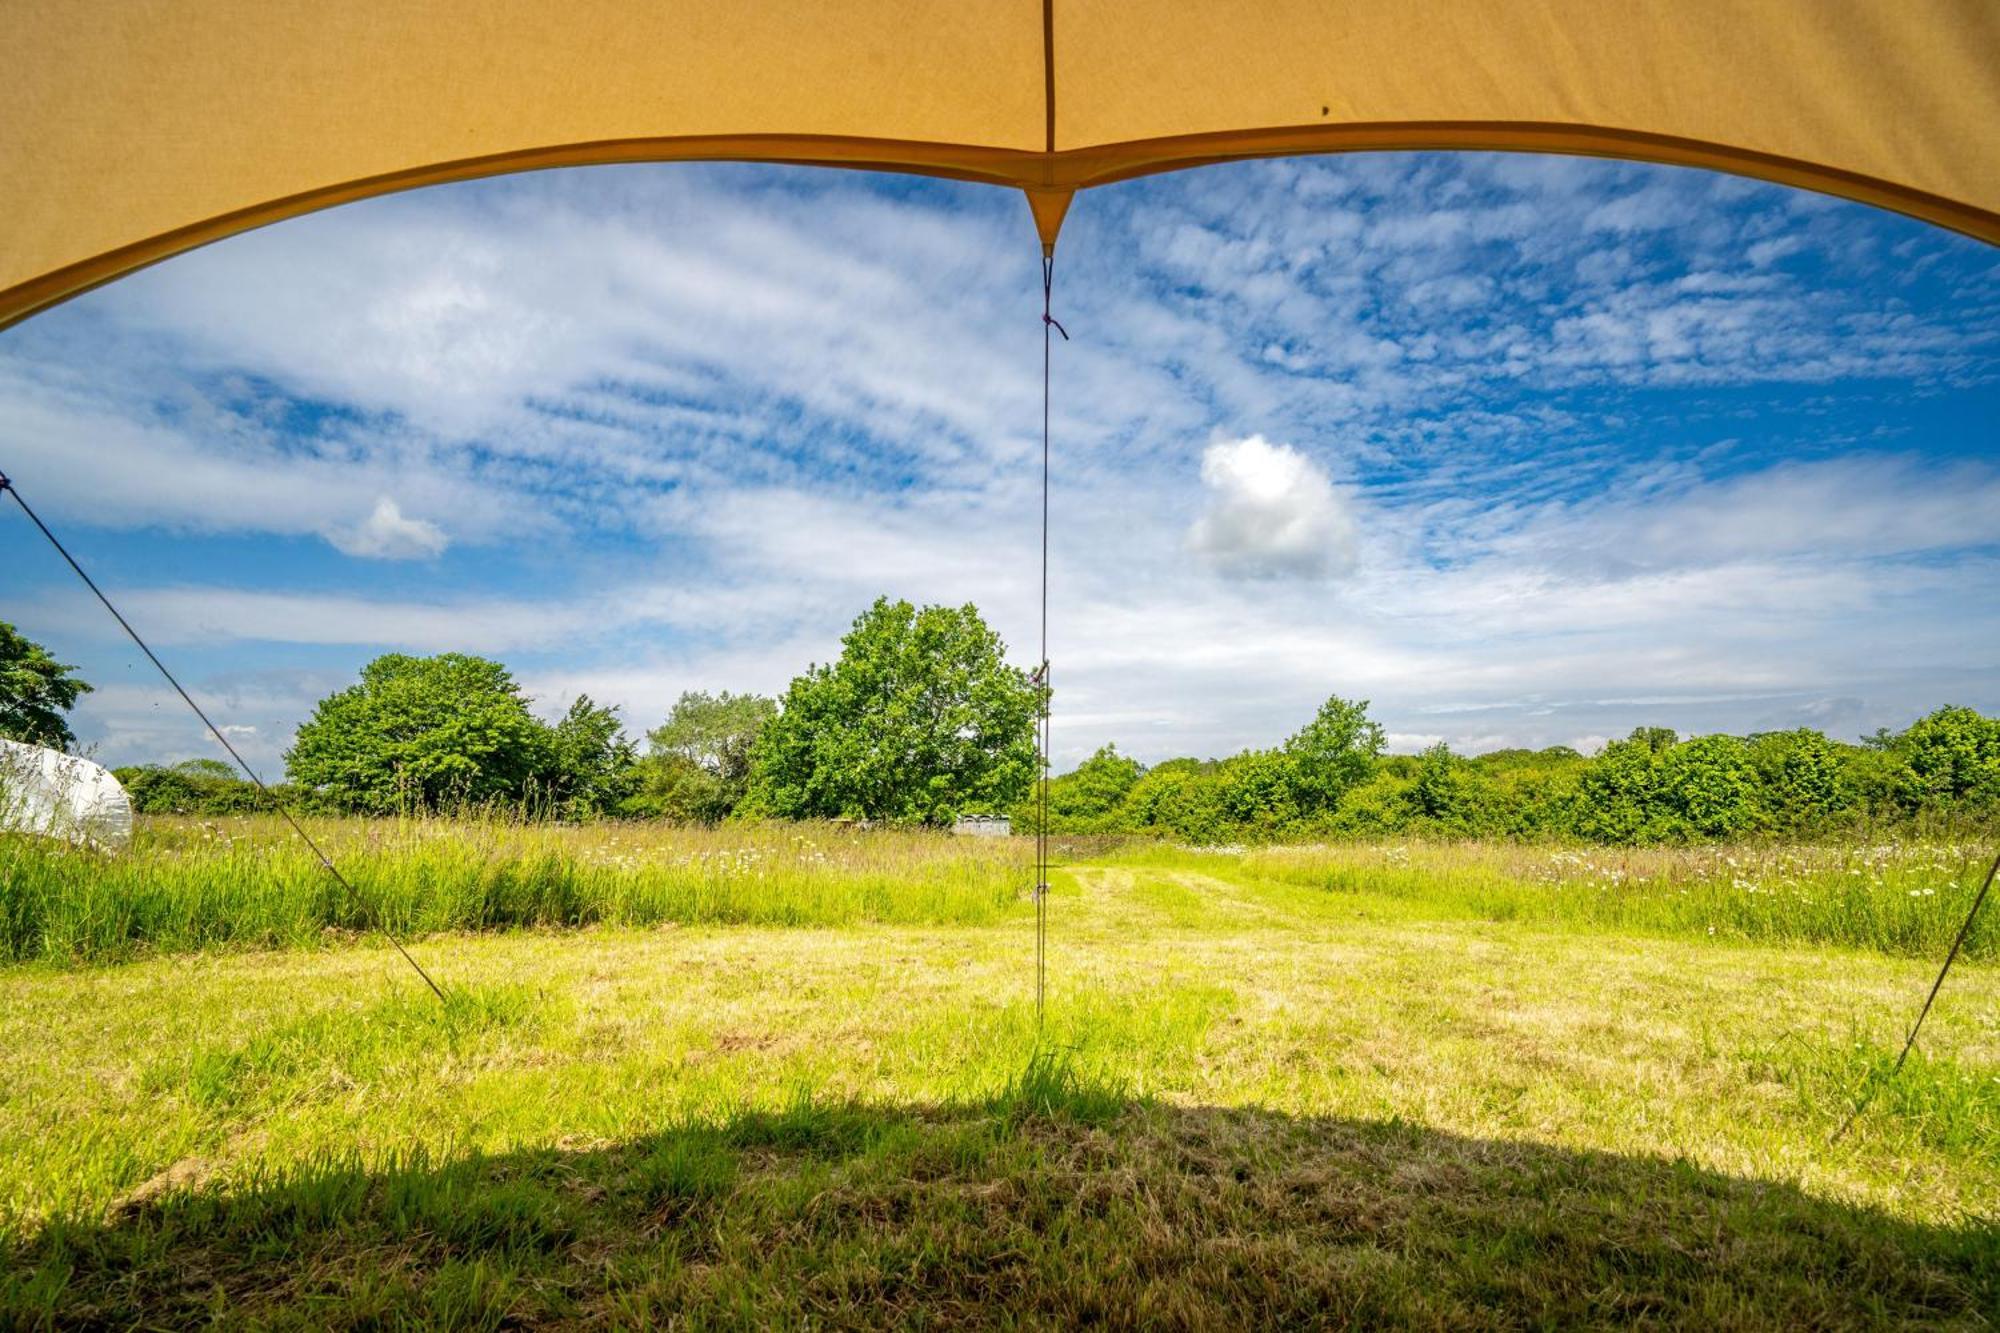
[2,152,1996,774]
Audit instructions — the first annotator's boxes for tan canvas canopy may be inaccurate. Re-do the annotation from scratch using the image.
[3,0,1996,329]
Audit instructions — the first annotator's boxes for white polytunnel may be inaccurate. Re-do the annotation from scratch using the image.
[0,738,134,853]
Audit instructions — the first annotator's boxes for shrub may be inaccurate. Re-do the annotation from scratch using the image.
[1747,729,1852,832]
[115,759,284,815]
[1657,734,1759,839]
[626,692,777,823]
[1028,744,1144,833]
[1574,734,1670,843]
[1896,705,2000,812]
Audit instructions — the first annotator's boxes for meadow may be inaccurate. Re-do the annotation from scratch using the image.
[0,818,1035,963]
[1,819,1995,1327]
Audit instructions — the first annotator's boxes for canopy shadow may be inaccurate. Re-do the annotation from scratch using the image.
[7,1073,1994,1328]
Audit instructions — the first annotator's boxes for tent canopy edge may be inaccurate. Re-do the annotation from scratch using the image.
[4,120,1995,332]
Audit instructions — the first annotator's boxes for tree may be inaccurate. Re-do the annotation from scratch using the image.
[1410,740,1484,830]
[1118,759,1232,844]
[1283,695,1384,813]
[744,597,1041,824]
[115,758,277,815]
[1327,769,1416,836]
[629,691,776,823]
[1629,726,1679,755]
[1219,749,1299,835]
[1747,729,1850,832]
[1895,705,2000,811]
[544,695,638,819]
[286,653,554,814]
[1036,743,1144,832]
[1657,733,1758,838]
[1574,732,1668,843]
[1576,728,1758,842]
[0,621,92,751]
[1469,746,1586,838]
[175,758,237,780]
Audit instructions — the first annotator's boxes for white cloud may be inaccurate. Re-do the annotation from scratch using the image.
[27,587,599,653]
[5,152,1996,772]
[1188,436,1358,580]
[0,358,538,547]
[327,498,448,560]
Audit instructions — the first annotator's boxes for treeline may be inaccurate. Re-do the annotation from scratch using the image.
[116,597,1039,825]
[1028,704,2000,845]
[122,654,638,820]
[85,595,2000,846]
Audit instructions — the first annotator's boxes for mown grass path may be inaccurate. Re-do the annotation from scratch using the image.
[2,851,1995,1326]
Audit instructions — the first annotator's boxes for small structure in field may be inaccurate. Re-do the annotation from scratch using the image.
[952,814,1011,838]
[0,738,135,852]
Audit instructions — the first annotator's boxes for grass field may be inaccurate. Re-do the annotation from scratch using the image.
[1,823,1995,1327]
[0,818,1035,963]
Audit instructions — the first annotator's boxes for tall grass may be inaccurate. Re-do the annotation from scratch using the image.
[7,819,1992,967]
[1214,839,1997,959]
[0,816,1031,964]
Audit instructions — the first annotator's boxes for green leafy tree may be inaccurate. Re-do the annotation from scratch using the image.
[1409,741,1503,833]
[1578,729,1758,842]
[1657,733,1758,838]
[624,755,716,824]
[1030,742,1144,833]
[544,695,638,818]
[1328,769,1416,836]
[1747,729,1851,832]
[1119,760,1232,844]
[1410,742,1463,820]
[1283,695,1385,813]
[630,691,777,823]
[114,758,279,815]
[744,597,1040,824]
[175,758,237,780]
[1839,741,1907,817]
[0,621,92,751]
[1629,726,1680,754]
[1219,749,1299,836]
[1895,705,2000,811]
[1470,746,1586,838]
[286,653,553,814]
[1574,731,1669,843]
[992,705,1998,846]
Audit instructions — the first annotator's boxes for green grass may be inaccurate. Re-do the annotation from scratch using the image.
[0,817,1029,963]
[5,819,1990,968]
[1209,838,1999,959]
[0,826,1995,1326]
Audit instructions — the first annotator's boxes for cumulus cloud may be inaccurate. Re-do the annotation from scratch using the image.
[6,152,1996,770]
[327,498,448,559]
[1188,436,1357,580]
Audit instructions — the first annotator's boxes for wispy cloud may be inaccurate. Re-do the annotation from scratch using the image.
[2,152,1994,768]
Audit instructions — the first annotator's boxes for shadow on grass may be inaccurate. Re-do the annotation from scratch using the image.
[6,1056,1994,1329]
